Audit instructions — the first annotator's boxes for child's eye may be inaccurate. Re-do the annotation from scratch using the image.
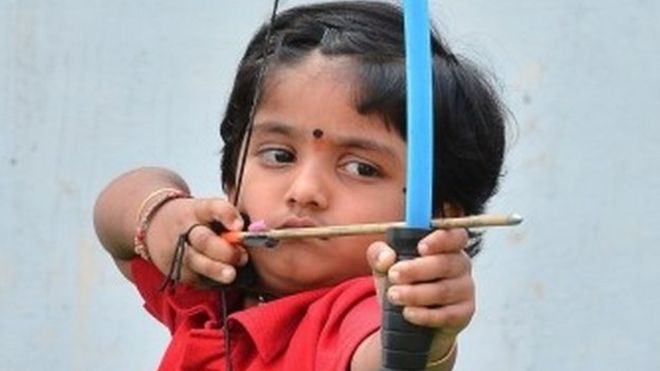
[342,161,381,178]
[258,147,296,164]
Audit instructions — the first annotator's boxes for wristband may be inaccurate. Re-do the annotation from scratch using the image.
[425,341,457,369]
[133,189,190,260]
[134,187,183,223]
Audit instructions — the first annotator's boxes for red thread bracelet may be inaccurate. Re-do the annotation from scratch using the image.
[133,189,190,260]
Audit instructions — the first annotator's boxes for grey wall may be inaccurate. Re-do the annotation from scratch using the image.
[1,1,658,370]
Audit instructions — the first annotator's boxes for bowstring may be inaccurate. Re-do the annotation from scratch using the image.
[231,0,281,206]
[223,1,280,370]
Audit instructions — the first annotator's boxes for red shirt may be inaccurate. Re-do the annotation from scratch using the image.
[131,258,380,370]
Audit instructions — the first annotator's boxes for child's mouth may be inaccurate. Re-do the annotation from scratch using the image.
[278,216,318,229]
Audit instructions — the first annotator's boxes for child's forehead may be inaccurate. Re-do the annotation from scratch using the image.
[252,118,392,141]
[252,51,402,145]
[261,52,357,98]
[256,51,404,140]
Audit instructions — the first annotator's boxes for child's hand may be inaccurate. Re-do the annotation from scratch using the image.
[147,197,248,285]
[366,228,474,359]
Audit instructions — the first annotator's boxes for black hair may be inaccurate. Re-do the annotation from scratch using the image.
[219,1,507,255]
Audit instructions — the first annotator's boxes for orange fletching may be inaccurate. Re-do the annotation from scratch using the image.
[221,231,242,244]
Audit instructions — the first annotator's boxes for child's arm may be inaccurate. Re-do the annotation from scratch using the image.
[352,228,471,371]
[93,167,246,283]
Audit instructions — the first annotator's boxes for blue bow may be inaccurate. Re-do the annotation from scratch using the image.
[379,2,435,370]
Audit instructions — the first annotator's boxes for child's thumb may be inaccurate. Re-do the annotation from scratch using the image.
[366,241,396,302]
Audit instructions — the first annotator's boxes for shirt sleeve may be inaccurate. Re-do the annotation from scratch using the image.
[303,277,381,371]
[130,258,225,334]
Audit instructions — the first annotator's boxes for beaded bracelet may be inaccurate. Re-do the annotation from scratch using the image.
[134,187,183,223]
[133,189,190,260]
[426,341,457,369]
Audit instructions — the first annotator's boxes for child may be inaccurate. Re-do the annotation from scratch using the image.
[94,1,507,370]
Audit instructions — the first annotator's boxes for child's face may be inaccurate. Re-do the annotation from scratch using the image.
[230,52,406,296]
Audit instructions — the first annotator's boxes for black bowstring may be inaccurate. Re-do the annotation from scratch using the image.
[231,0,281,207]
[158,234,187,292]
[223,1,281,370]
[157,2,281,368]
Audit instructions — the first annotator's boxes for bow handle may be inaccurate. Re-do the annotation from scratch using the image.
[381,227,433,371]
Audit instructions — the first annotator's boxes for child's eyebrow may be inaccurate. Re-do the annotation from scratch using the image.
[333,135,400,161]
[252,121,401,160]
[252,121,293,137]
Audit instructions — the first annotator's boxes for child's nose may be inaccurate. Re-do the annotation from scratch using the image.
[284,163,329,210]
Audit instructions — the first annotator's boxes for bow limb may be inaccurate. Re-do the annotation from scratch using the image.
[381,1,435,370]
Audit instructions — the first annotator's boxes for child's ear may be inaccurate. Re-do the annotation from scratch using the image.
[442,202,464,218]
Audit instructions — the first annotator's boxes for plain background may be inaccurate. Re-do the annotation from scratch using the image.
[1,0,659,370]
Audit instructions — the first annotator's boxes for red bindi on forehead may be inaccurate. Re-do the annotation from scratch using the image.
[311,128,327,150]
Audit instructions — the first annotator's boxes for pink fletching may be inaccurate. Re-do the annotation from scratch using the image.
[247,220,268,232]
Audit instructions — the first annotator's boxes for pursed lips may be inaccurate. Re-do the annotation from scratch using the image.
[278,216,318,229]
[276,216,331,242]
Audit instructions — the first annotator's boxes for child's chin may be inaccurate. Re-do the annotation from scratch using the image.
[258,273,340,296]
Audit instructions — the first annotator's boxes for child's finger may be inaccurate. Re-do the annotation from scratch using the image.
[366,241,396,276]
[183,246,238,284]
[417,228,468,255]
[366,241,396,303]
[388,251,471,284]
[386,275,474,308]
[193,198,244,231]
[401,301,475,330]
[186,224,248,266]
